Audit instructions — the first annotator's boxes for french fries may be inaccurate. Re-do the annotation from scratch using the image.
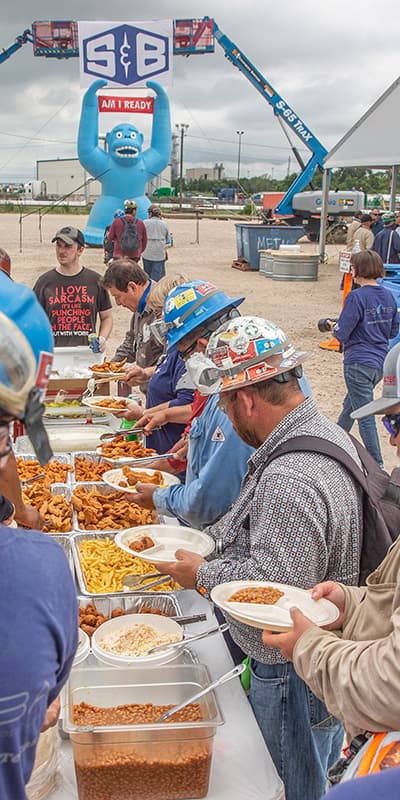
[78,538,179,593]
[16,457,73,487]
[98,437,156,459]
[72,485,155,530]
[89,358,127,374]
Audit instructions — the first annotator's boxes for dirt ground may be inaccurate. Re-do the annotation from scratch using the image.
[5,211,396,469]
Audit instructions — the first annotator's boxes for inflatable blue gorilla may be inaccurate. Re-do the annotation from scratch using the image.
[78,79,171,245]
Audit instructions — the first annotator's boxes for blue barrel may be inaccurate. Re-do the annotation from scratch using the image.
[379,277,400,349]
[235,224,305,270]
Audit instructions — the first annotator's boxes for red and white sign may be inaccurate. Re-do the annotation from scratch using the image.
[98,95,154,113]
[339,251,352,274]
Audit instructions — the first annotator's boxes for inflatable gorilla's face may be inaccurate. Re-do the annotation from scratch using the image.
[106,124,144,166]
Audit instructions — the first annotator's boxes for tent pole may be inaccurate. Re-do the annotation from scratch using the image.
[319,168,330,263]
[390,166,398,211]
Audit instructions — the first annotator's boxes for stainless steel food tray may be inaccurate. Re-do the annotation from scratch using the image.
[77,592,181,618]
[16,452,74,485]
[71,530,176,596]
[50,532,75,575]
[72,451,110,484]
[71,481,160,533]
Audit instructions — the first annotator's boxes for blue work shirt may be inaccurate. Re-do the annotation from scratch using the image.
[334,284,399,368]
[0,527,78,800]
[326,767,400,800]
[146,348,194,456]
[153,394,254,529]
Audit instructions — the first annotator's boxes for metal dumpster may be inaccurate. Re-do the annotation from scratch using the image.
[235,223,305,270]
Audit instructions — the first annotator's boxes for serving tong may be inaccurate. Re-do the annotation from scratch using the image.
[104,452,172,467]
[146,622,230,656]
[156,663,245,722]
[122,572,174,592]
[81,375,127,401]
[99,427,158,442]
[21,473,45,487]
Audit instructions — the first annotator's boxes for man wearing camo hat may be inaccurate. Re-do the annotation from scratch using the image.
[372,210,400,264]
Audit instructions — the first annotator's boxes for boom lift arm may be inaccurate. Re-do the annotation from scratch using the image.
[0,29,33,65]
[209,19,328,216]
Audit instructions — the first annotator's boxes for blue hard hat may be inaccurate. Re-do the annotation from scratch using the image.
[163,280,244,349]
[0,272,54,463]
[114,208,124,218]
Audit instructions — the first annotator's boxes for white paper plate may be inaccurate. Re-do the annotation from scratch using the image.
[102,467,180,492]
[89,370,126,379]
[91,613,183,667]
[210,580,339,632]
[82,395,130,414]
[115,524,215,564]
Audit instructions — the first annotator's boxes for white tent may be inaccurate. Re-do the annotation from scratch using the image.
[324,76,400,169]
[320,76,400,259]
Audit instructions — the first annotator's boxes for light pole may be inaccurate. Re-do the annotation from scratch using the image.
[176,123,189,209]
[236,130,244,181]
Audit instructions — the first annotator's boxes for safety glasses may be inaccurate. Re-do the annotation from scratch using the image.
[382,413,400,437]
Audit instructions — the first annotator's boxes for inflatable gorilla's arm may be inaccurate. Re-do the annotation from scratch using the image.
[142,80,172,177]
[78,79,109,177]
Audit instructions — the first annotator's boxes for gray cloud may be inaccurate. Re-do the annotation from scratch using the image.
[0,0,399,179]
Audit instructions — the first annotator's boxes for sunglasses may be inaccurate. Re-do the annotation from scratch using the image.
[382,413,400,437]
[217,391,237,413]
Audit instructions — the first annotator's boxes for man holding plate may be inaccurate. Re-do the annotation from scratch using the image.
[264,341,400,788]
[158,316,364,800]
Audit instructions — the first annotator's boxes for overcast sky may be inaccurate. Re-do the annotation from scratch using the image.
[1,0,399,182]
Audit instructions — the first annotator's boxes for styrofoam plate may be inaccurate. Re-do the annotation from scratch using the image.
[82,395,131,414]
[102,467,180,492]
[115,524,215,564]
[210,580,339,632]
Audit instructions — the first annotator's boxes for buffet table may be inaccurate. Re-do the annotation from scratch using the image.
[50,590,285,800]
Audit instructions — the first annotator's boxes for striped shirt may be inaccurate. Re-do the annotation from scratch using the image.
[196,397,363,663]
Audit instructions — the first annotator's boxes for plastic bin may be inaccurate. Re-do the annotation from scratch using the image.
[52,346,103,374]
[379,278,400,349]
[63,663,224,800]
[235,223,305,269]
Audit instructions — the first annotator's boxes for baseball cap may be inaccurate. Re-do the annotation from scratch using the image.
[382,211,396,224]
[124,199,137,210]
[52,226,85,246]
[351,341,400,419]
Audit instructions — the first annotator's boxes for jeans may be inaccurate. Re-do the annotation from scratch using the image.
[249,660,343,800]
[142,258,166,282]
[337,362,383,466]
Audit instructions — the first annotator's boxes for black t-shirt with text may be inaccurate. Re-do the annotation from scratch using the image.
[33,267,112,347]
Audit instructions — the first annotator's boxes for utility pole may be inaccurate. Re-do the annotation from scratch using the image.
[236,130,244,181]
[176,123,189,209]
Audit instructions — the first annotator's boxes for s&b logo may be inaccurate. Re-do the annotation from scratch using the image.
[83,24,169,85]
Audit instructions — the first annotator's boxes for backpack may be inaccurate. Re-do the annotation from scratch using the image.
[265,434,400,585]
[103,225,114,263]
[119,216,140,256]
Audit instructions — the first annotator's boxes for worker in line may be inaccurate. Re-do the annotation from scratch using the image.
[155,315,363,800]
[264,340,400,790]
[0,271,77,798]
[127,280,254,529]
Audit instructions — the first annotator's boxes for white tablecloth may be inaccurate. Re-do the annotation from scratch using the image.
[50,591,285,800]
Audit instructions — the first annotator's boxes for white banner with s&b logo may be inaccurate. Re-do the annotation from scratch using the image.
[78,20,173,88]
